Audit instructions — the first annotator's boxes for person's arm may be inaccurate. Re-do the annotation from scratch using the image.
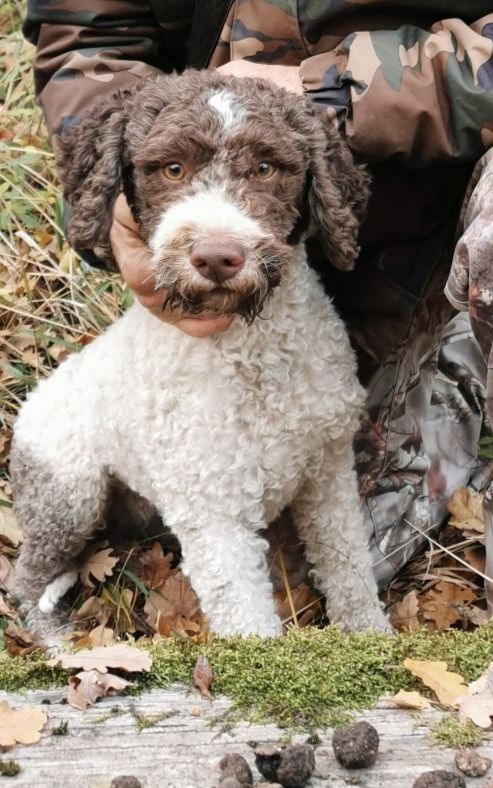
[299,14,493,164]
[24,0,191,136]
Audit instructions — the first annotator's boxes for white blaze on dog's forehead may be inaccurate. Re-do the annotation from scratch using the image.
[150,187,268,253]
[208,91,245,129]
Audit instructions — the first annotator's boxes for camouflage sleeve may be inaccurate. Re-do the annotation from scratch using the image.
[300,15,493,164]
[23,0,192,136]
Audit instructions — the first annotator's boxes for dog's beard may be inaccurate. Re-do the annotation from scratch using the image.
[154,247,288,324]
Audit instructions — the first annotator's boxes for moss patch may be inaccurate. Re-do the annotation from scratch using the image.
[2,627,493,729]
[430,716,485,749]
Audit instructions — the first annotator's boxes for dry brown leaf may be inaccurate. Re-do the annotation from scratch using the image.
[0,701,47,747]
[0,593,19,619]
[389,590,421,631]
[139,543,174,590]
[0,553,15,593]
[274,583,323,625]
[73,624,116,650]
[193,654,213,700]
[0,506,22,548]
[463,546,486,576]
[4,621,41,657]
[144,571,201,635]
[420,581,477,631]
[70,595,111,626]
[48,643,152,673]
[403,659,467,707]
[448,488,484,533]
[388,690,432,710]
[457,663,493,729]
[79,544,118,589]
[67,669,130,710]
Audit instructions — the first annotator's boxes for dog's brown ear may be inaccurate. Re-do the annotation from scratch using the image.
[53,89,133,268]
[307,111,370,271]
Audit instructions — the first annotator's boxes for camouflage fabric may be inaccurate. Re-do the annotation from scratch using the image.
[23,0,493,593]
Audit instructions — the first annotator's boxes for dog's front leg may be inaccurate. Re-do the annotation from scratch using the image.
[291,441,390,632]
[163,506,282,637]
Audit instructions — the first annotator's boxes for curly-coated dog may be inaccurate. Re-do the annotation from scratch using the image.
[11,70,389,639]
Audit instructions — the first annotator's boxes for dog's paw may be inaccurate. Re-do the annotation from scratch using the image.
[38,569,78,614]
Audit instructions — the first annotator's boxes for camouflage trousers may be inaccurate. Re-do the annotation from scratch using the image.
[363,309,491,589]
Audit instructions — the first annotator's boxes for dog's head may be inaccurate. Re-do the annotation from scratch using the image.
[55,70,369,321]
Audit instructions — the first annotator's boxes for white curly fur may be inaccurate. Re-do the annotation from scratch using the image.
[13,239,389,636]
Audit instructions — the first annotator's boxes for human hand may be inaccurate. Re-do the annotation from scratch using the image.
[216,61,303,94]
[110,193,234,337]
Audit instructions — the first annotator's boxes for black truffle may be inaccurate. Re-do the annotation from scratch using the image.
[110,778,143,788]
[332,721,379,769]
[255,744,315,788]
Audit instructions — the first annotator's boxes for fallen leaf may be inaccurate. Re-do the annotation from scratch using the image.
[139,543,173,590]
[67,669,130,710]
[274,583,323,626]
[403,659,467,707]
[448,488,484,533]
[49,643,152,673]
[0,506,22,548]
[0,554,14,593]
[79,544,118,589]
[388,690,432,710]
[389,590,421,631]
[420,581,477,631]
[0,594,19,619]
[4,622,40,657]
[70,595,111,626]
[144,571,201,636]
[457,663,493,729]
[0,701,47,747]
[72,624,116,650]
[463,546,486,576]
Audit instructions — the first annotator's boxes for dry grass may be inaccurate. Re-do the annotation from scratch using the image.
[0,2,128,488]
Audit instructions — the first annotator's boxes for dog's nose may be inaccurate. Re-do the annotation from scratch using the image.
[190,242,245,283]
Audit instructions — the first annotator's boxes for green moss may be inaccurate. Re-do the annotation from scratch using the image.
[0,652,65,692]
[1,627,493,729]
[0,760,21,777]
[430,716,485,748]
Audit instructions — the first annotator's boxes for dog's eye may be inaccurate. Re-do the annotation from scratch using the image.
[163,163,186,181]
[257,162,276,179]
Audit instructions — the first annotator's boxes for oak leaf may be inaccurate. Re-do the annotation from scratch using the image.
[389,590,420,631]
[388,690,432,710]
[73,624,116,650]
[79,544,118,589]
[0,554,14,593]
[420,581,477,631]
[0,593,19,619]
[457,662,493,729]
[67,669,130,710]
[48,643,152,673]
[139,543,173,590]
[0,506,22,548]
[403,659,467,707]
[0,702,47,747]
[4,621,40,657]
[447,488,484,533]
[144,571,201,636]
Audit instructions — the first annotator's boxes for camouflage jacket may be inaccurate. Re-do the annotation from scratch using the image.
[23,1,493,367]
[24,0,493,162]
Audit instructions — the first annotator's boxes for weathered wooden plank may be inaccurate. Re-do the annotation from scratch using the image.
[1,687,492,787]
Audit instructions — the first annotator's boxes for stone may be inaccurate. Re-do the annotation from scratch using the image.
[219,753,253,785]
[412,771,466,788]
[454,749,492,778]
